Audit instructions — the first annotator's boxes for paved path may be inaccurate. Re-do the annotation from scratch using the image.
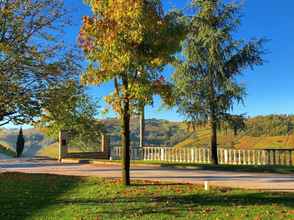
[0,158,294,191]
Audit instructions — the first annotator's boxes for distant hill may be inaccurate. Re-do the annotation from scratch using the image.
[0,128,55,157]
[1,115,294,158]
[174,127,294,149]
[175,115,294,149]
[0,118,188,158]
[0,143,15,157]
[102,118,189,147]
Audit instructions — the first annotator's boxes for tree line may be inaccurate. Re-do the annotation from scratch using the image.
[0,0,265,185]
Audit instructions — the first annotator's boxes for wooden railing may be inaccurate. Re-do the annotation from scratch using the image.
[111,147,294,166]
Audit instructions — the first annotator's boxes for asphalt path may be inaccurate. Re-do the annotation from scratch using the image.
[0,158,294,191]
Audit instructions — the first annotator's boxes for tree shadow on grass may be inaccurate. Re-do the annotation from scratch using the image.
[1,173,294,220]
[55,187,294,219]
[0,172,82,220]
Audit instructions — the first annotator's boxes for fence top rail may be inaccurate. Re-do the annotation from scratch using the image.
[262,148,294,151]
[111,146,294,152]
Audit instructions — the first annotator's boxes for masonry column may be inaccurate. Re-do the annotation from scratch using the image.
[59,130,68,161]
[101,134,110,159]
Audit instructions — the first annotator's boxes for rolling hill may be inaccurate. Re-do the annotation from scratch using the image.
[1,114,294,158]
[174,128,294,149]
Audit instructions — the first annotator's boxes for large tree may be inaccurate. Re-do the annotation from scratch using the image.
[79,0,184,185]
[0,0,79,126]
[173,0,265,164]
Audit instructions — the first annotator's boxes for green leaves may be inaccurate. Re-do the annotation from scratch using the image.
[36,81,102,147]
[0,0,80,126]
[173,0,265,125]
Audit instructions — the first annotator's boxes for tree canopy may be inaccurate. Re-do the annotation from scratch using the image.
[173,0,265,164]
[0,0,80,126]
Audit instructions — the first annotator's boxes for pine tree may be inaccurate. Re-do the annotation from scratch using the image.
[16,128,25,158]
[173,0,265,164]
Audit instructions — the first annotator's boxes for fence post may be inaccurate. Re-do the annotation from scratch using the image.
[224,149,228,164]
[101,134,110,159]
[273,150,276,165]
[267,150,271,165]
[252,150,255,165]
[237,150,241,165]
[191,149,195,163]
[160,148,164,161]
[233,150,237,164]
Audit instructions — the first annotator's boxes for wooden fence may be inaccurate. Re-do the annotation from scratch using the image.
[111,147,294,166]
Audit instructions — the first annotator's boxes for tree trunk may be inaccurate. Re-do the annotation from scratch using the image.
[210,115,218,165]
[234,127,237,136]
[121,76,131,186]
[139,104,145,148]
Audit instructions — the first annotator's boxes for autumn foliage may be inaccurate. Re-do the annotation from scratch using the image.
[80,0,185,185]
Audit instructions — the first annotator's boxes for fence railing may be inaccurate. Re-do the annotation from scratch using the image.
[111,147,294,166]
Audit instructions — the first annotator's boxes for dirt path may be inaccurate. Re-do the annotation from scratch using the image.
[1,159,294,191]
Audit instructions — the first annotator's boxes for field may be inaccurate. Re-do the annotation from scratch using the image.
[174,127,294,149]
[0,172,294,220]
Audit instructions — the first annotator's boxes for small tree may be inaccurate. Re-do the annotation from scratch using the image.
[16,128,25,157]
[173,0,265,164]
[80,0,185,185]
[36,80,102,152]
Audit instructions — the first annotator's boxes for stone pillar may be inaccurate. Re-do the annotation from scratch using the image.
[101,134,110,159]
[59,130,68,161]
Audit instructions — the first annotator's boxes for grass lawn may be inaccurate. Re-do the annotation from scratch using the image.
[0,173,294,220]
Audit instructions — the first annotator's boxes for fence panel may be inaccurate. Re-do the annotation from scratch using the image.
[110,147,294,166]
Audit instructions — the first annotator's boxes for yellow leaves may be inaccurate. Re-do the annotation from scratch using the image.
[0,42,12,54]
[150,58,163,67]
[80,0,168,77]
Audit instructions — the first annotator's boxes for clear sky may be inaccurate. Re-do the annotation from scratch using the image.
[64,0,294,121]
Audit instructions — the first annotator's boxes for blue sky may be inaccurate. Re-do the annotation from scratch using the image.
[64,0,294,121]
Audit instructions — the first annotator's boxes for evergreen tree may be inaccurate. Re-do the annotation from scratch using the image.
[173,0,265,164]
[16,128,25,157]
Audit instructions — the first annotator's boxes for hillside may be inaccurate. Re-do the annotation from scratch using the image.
[1,118,188,158]
[175,115,294,149]
[1,115,294,158]
[0,143,15,157]
[0,128,55,157]
[174,128,294,149]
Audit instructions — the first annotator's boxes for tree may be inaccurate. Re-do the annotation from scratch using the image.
[36,80,102,152]
[0,0,79,127]
[80,0,185,185]
[16,128,25,157]
[173,0,265,164]
[223,114,246,136]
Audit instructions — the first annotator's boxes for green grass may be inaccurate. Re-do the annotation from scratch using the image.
[1,172,294,220]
